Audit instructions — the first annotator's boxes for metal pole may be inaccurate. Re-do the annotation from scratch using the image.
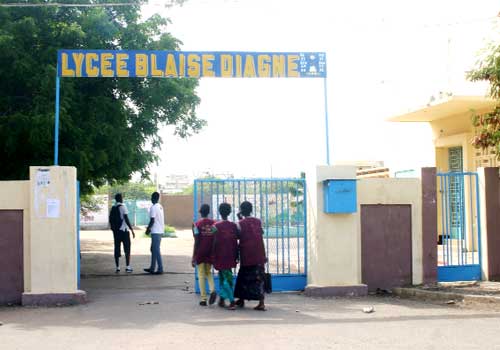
[303,179,308,276]
[323,77,330,165]
[76,181,80,289]
[54,74,60,165]
[474,173,482,273]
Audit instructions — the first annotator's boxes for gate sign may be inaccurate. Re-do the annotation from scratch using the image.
[57,50,327,78]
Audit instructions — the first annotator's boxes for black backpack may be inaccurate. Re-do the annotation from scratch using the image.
[109,204,123,231]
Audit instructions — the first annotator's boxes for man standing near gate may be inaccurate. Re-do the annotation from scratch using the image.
[109,193,135,273]
[144,192,165,275]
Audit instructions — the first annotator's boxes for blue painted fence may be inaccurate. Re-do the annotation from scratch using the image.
[437,172,482,282]
[193,178,307,292]
[123,200,150,226]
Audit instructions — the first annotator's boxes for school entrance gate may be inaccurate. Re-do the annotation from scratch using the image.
[52,50,327,294]
[193,178,307,292]
[437,172,482,282]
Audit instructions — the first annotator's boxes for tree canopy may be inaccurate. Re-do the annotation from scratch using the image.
[95,181,157,201]
[0,0,204,194]
[467,38,500,155]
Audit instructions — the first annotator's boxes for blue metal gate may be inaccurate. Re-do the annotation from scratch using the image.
[193,178,307,292]
[437,172,482,282]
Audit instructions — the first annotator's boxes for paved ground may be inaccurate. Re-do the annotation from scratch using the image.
[2,230,500,349]
[80,228,194,275]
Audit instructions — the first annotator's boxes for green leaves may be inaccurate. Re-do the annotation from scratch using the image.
[0,5,203,194]
[471,105,500,149]
[467,42,500,99]
[468,37,500,158]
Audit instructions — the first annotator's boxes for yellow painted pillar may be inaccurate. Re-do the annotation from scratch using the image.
[23,166,86,305]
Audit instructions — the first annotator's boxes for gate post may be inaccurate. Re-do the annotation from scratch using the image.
[421,167,437,284]
[23,166,86,306]
[305,165,367,297]
[477,167,500,281]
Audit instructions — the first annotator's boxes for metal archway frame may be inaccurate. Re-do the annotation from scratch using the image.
[54,50,330,165]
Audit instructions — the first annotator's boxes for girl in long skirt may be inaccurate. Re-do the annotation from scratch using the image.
[234,201,267,311]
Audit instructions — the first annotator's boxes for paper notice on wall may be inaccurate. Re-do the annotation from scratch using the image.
[46,198,60,218]
[36,169,51,188]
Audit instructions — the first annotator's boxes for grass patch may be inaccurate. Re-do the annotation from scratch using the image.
[138,225,177,238]
[163,225,177,238]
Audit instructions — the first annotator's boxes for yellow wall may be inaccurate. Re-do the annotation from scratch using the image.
[431,111,485,172]
[430,113,474,140]
[0,181,31,291]
[28,166,78,294]
[307,166,423,288]
[0,167,79,298]
[434,134,474,172]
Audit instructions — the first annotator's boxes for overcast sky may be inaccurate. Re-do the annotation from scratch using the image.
[142,0,499,180]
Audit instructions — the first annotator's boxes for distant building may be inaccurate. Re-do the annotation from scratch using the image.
[388,93,497,172]
[160,174,192,194]
[80,195,109,230]
[388,90,497,265]
[196,171,235,179]
[335,161,390,179]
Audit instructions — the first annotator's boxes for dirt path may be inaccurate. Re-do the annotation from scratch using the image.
[80,228,194,276]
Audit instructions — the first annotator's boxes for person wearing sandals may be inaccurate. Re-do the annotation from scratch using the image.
[213,203,239,310]
[234,201,267,311]
[192,204,217,306]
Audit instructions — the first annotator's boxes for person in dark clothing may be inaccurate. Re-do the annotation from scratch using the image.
[234,201,267,311]
[110,193,135,273]
[213,203,239,310]
[192,204,217,306]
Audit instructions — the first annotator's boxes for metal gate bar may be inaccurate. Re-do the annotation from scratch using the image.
[193,178,307,292]
[437,172,482,282]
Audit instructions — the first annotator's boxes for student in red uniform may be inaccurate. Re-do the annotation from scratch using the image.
[234,201,267,311]
[213,203,239,310]
[192,204,217,306]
